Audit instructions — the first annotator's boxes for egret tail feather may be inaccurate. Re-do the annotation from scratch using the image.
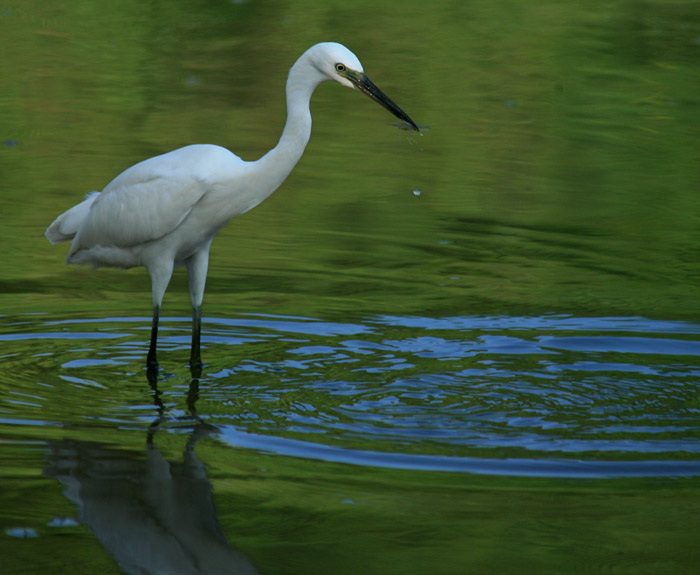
[44,192,99,244]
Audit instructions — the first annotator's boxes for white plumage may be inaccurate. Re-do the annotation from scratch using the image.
[45,42,418,370]
[54,145,249,268]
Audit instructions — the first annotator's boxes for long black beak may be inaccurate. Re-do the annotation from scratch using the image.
[352,72,419,132]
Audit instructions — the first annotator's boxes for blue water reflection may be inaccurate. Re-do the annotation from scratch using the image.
[3,312,698,478]
[217,426,700,479]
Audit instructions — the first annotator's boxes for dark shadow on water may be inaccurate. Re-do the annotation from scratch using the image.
[43,371,257,575]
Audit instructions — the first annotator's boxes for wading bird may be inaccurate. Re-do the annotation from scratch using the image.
[45,42,419,370]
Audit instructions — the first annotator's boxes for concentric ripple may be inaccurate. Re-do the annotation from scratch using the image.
[189,314,700,476]
[1,313,699,477]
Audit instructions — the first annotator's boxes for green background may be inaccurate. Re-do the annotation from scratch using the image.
[2,1,700,573]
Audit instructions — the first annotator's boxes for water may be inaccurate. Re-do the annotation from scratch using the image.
[3,312,700,572]
[2,0,700,573]
[3,312,700,473]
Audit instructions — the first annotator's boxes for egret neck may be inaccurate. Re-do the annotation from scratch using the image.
[252,52,323,195]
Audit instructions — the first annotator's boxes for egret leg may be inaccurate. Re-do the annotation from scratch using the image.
[185,243,211,369]
[190,304,202,370]
[146,262,174,369]
[147,304,161,369]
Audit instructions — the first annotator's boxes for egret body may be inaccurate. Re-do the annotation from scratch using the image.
[45,42,419,370]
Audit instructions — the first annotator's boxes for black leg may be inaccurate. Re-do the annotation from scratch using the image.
[189,304,202,371]
[147,304,160,370]
[184,245,210,373]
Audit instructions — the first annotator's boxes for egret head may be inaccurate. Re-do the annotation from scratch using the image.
[308,42,419,131]
[308,42,364,88]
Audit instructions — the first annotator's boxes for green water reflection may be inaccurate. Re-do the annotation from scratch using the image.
[3,425,700,575]
[2,0,700,573]
[2,0,699,321]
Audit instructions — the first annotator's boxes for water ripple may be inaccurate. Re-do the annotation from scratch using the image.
[1,312,699,477]
[217,427,700,479]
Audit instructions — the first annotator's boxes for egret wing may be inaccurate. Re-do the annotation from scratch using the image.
[69,145,240,253]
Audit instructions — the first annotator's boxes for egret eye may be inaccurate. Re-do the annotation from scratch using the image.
[335,63,346,73]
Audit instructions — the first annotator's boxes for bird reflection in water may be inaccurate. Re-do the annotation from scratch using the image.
[44,371,258,575]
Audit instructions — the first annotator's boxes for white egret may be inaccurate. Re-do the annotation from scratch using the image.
[45,42,419,370]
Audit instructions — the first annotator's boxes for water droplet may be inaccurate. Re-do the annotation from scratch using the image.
[47,516,79,528]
